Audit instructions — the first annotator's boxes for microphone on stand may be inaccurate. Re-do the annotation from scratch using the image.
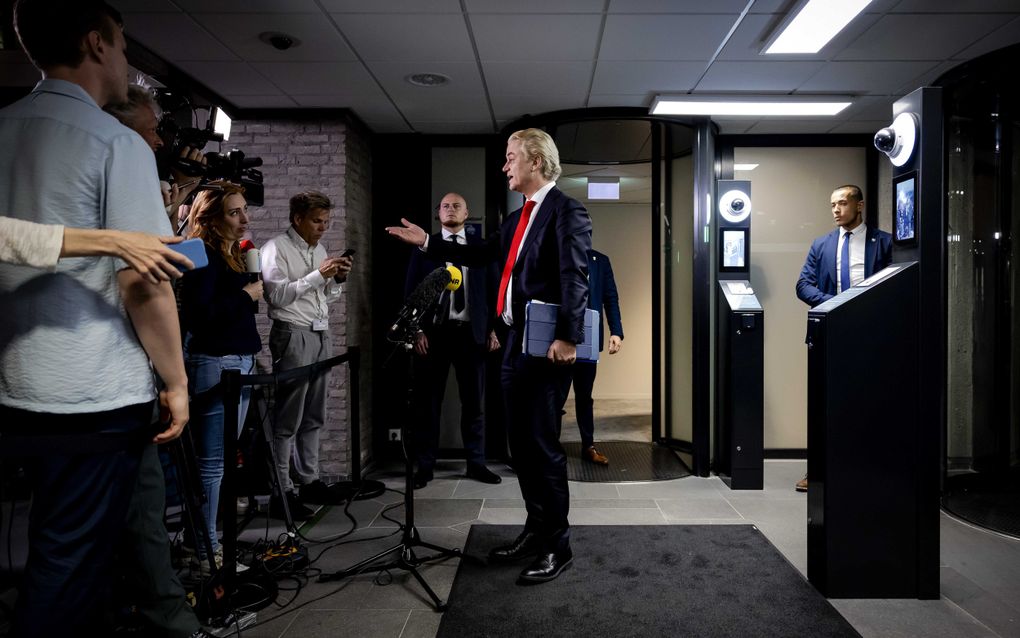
[389,266,461,338]
[240,239,261,283]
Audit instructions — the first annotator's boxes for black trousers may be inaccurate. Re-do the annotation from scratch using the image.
[570,360,598,449]
[1,402,152,637]
[502,328,573,554]
[412,322,487,471]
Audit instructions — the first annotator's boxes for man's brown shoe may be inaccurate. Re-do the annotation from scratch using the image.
[795,476,808,492]
[583,445,609,465]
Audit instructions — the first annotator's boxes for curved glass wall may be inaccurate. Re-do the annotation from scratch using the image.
[939,44,1020,537]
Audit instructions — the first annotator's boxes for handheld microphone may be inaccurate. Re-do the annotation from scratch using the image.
[389,267,452,335]
[445,265,462,291]
[240,239,261,282]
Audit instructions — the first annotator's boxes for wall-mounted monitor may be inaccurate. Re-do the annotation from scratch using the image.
[893,172,917,246]
[720,228,749,272]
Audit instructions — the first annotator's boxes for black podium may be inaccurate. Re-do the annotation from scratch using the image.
[805,261,937,598]
[715,280,763,490]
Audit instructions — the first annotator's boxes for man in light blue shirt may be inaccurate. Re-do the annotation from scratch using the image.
[0,1,193,634]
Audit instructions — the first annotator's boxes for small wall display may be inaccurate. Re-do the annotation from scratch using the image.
[720,228,748,271]
[893,172,917,245]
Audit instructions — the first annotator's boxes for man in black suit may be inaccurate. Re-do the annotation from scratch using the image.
[405,192,502,489]
[571,248,624,465]
[387,128,591,584]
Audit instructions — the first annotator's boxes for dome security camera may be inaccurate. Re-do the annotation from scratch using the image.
[719,189,752,224]
[873,127,896,154]
[874,112,918,167]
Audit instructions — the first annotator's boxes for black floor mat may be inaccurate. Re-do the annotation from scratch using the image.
[943,467,1020,538]
[563,441,690,482]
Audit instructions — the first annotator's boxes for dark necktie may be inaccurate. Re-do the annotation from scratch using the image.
[840,231,852,292]
[448,235,466,313]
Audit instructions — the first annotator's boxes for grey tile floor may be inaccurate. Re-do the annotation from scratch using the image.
[237,457,1020,638]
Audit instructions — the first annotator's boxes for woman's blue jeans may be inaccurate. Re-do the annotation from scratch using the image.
[186,353,254,555]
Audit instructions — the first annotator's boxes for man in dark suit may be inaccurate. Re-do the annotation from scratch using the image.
[795,184,892,491]
[570,248,624,465]
[387,128,591,584]
[404,192,502,489]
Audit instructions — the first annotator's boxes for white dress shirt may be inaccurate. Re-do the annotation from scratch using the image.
[501,180,556,327]
[261,226,342,328]
[441,229,470,322]
[836,223,867,290]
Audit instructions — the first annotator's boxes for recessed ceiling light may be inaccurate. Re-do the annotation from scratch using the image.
[406,73,451,87]
[650,95,851,117]
[763,0,873,55]
[734,163,759,171]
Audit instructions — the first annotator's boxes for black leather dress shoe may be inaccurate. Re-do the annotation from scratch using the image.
[413,470,433,490]
[466,464,502,484]
[519,548,573,583]
[488,531,539,562]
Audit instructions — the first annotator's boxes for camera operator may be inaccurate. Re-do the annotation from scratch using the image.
[0,2,193,636]
[104,84,206,226]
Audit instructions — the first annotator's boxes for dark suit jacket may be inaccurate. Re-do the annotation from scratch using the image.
[425,186,592,343]
[405,231,495,346]
[588,249,623,352]
[796,225,893,308]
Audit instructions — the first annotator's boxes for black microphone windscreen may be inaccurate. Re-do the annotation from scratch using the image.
[408,267,451,311]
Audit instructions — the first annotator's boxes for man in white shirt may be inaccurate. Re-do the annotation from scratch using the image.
[261,191,352,517]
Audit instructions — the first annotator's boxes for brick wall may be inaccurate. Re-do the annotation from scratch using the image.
[226,116,372,482]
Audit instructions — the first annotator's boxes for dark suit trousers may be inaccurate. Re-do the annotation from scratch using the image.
[1,402,151,637]
[502,327,573,554]
[571,360,598,449]
[413,322,486,471]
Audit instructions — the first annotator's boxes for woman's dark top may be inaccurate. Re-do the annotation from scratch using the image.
[181,243,261,356]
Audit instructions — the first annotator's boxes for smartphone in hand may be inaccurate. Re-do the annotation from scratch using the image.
[340,248,356,258]
[168,237,209,271]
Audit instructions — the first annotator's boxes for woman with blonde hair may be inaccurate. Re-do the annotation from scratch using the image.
[179,180,262,571]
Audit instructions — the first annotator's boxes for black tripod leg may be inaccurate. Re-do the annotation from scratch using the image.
[317,542,404,581]
[406,564,447,612]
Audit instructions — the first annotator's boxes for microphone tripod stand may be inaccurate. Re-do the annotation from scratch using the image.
[318,319,461,611]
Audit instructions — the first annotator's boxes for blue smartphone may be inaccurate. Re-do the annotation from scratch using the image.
[168,237,208,271]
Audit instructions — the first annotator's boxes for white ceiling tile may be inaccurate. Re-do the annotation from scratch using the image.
[124,13,238,61]
[321,0,461,12]
[600,15,739,61]
[592,61,704,93]
[890,0,1020,12]
[471,14,603,61]
[828,120,889,134]
[838,96,898,122]
[173,0,320,11]
[394,91,491,121]
[587,94,652,108]
[492,94,589,120]
[836,14,1010,61]
[411,121,496,134]
[468,0,603,12]
[223,94,298,108]
[188,14,355,62]
[252,62,378,96]
[291,93,410,131]
[893,60,959,95]
[797,61,939,94]
[334,14,474,61]
[609,0,748,12]
[368,62,486,98]
[712,119,757,134]
[745,119,839,134]
[746,0,788,12]
[696,61,826,92]
[952,16,1020,61]
[110,0,181,11]
[174,61,283,95]
[484,61,593,97]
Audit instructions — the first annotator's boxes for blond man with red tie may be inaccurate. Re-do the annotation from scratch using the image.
[387,128,592,584]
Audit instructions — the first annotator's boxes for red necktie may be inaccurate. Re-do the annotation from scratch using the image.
[495,200,536,316]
